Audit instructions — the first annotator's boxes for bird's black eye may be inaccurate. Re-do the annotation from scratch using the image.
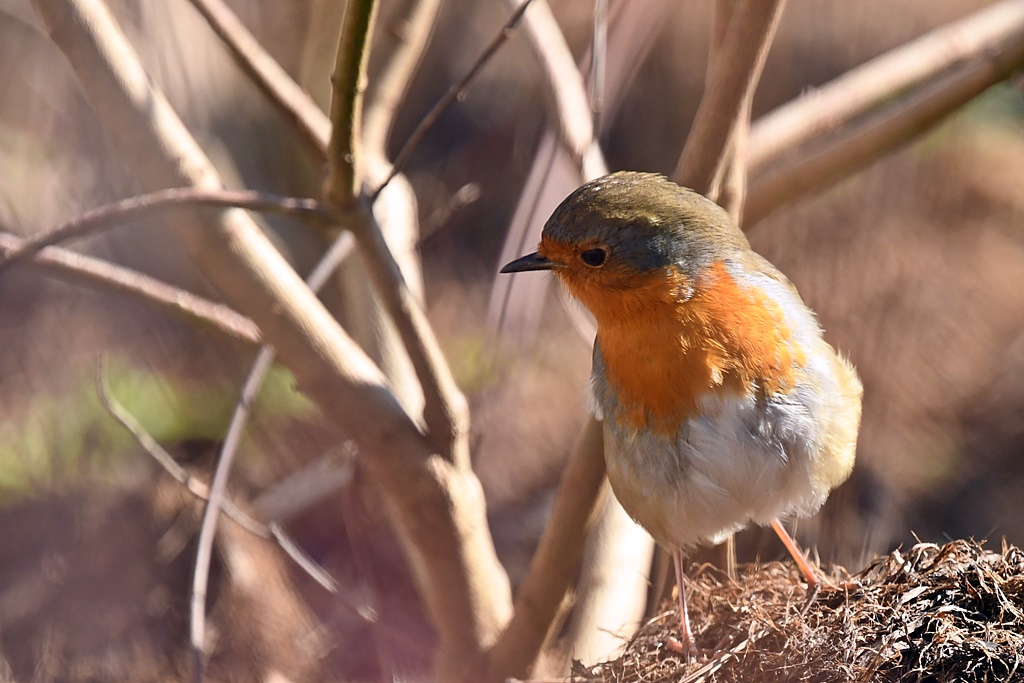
[580,248,607,267]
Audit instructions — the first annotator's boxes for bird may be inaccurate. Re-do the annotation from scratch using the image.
[500,171,862,654]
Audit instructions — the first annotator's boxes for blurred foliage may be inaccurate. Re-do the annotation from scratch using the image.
[0,355,315,496]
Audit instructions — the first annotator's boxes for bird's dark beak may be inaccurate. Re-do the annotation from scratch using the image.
[500,252,555,273]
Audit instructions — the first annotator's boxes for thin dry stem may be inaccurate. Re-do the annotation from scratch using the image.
[375,0,536,197]
[484,417,608,682]
[349,205,471,463]
[0,231,261,345]
[97,364,358,601]
[709,0,749,224]
[672,0,787,194]
[515,0,607,181]
[322,0,378,206]
[186,0,330,157]
[0,187,331,270]
[362,0,442,167]
[590,0,608,133]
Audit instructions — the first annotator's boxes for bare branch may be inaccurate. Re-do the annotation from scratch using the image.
[194,228,355,646]
[745,0,1024,224]
[30,2,512,679]
[190,344,274,670]
[514,0,607,181]
[186,0,329,158]
[362,0,443,167]
[374,0,536,197]
[590,0,608,133]
[322,0,470,465]
[322,0,378,206]
[0,231,261,345]
[96,362,345,593]
[709,0,749,224]
[672,0,787,194]
[748,0,1024,172]
[252,445,356,523]
[0,188,331,270]
[484,418,607,681]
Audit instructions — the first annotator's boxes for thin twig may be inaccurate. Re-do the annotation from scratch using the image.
[672,0,787,194]
[0,231,261,345]
[186,0,330,158]
[322,0,378,207]
[350,201,471,464]
[96,361,270,537]
[708,0,749,224]
[97,359,351,601]
[323,0,470,464]
[192,228,355,639]
[373,0,537,198]
[515,0,606,181]
[251,444,356,523]
[590,0,608,134]
[190,347,272,673]
[0,187,331,270]
[362,0,443,169]
[485,418,607,680]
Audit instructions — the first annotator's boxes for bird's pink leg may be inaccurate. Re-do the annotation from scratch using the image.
[665,548,696,655]
[771,518,823,613]
[770,518,818,589]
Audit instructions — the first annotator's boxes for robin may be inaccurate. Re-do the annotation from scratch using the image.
[501,171,862,654]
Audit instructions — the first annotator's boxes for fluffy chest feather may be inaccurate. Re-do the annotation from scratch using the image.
[588,260,806,436]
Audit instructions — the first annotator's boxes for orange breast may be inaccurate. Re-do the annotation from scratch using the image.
[587,261,805,435]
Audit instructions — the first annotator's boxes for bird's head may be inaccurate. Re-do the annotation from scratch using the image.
[501,172,750,325]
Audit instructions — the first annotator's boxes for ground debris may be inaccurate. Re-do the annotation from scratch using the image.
[574,540,1024,682]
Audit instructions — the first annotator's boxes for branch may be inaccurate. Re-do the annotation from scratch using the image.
[0,187,331,270]
[322,0,378,206]
[94,362,369,602]
[362,0,443,169]
[186,0,330,158]
[374,0,536,197]
[323,0,470,466]
[30,2,512,680]
[745,0,1024,224]
[709,0,750,224]
[192,229,355,662]
[747,0,1024,172]
[484,418,607,681]
[0,231,261,345]
[251,444,356,523]
[514,0,607,181]
[672,0,787,194]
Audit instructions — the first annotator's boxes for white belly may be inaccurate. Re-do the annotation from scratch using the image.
[601,388,829,549]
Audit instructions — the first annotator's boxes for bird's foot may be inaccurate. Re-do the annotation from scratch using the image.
[664,635,699,660]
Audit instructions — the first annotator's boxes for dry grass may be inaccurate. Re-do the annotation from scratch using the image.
[573,540,1024,682]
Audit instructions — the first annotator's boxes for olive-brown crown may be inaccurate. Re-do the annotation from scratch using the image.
[540,171,750,278]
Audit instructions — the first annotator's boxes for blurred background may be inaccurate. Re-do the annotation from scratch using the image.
[1,0,1023,680]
